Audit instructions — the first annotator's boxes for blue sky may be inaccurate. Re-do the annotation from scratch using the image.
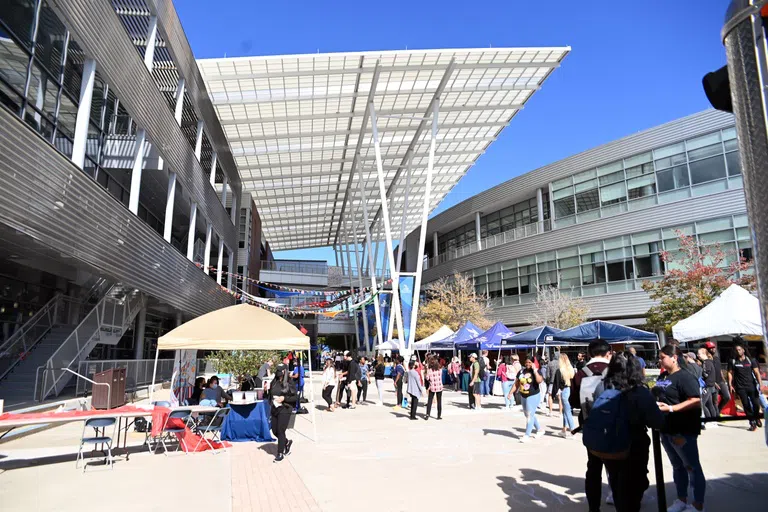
[177,0,729,264]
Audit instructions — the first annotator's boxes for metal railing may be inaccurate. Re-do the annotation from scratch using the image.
[260,260,390,279]
[36,286,146,401]
[0,294,61,382]
[428,219,552,268]
[76,358,174,396]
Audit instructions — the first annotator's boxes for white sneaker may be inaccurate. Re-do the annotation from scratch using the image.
[605,492,614,505]
[535,428,546,439]
[682,506,704,512]
[519,435,531,443]
[667,499,689,512]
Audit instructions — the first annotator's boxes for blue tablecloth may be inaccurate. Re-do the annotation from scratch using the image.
[221,400,274,442]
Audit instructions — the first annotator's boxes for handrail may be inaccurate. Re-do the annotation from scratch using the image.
[0,294,61,383]
[35,366,111,408]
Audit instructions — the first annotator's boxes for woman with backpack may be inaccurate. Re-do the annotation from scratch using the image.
[586,352,665,511]
[497,356,516,410]
[510,356,545,442]
[374,355,386,406]
[551,353,577,438]
[655,344,705,512]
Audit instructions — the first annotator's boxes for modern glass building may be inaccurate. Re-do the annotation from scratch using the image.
[401,110,748,330]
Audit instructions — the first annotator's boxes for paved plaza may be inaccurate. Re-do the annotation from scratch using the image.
[1,376,766,511]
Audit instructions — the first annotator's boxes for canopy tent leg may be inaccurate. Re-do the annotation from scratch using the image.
[149,346,160,403]
[307,349,318,442]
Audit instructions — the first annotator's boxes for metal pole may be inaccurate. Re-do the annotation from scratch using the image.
[407,99,439,351]
[345,219,368,351]
[343,224,362,350]
[369,103,406,352]
[391,157,412,344]
[355,166,384,353]
[149,347,160,404]
[307,349,318,442]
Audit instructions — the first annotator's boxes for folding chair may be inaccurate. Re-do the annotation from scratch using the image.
[77,417,117,472]
[145,401,172,452]
[157,408,193,455]
[194,407,230,453]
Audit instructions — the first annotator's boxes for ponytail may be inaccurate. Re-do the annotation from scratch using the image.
[661,344,685,369]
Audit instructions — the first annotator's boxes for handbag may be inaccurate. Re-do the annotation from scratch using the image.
[492,379,503,396]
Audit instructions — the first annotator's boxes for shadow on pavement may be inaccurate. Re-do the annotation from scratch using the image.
[482,428,518,440]
[497,468,768,510]
[0,444,148,471]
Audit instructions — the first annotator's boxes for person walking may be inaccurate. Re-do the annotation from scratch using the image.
[357,356,370,403]
[697,347,719,423]
[468,353,481,410]
[511,357,545,442]
[321,358,337,412]
[407,360,425,420]
[393,356,405,409]
[269,365,297,463]
[345,351,361,409]
[596,353,665,512]
[510,354,522,406]
[425,357,444,420]
[552,353,576,438]
[546,350,561,416]
[655,344,706,512]
[570,340,612,512]
[497,356,515,410]
[705,341,729,413]
[728,342,763,431]
[449,356,461,391]
[374,355,386,405]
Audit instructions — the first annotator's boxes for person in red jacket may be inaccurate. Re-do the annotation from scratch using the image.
[570,340,612,512]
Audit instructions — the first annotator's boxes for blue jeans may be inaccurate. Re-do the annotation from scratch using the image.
[502,381,515,407]
[561,387,575,431]
[521,393,542,436]
[661,433,706,505]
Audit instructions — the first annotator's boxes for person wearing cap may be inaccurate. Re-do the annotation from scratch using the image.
[705,341,730,413]
[468,353,481,410]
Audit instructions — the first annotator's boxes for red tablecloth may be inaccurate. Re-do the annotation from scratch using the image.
[151,407,229,452]
[0,404,148,422]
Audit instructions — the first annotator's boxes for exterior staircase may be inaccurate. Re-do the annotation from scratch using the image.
[0,326,76,409]
[36,284,145,401]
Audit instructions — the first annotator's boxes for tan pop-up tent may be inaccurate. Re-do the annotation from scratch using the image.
[150,303,316,440]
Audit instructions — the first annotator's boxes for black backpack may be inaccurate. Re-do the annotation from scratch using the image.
[478,357,487,379]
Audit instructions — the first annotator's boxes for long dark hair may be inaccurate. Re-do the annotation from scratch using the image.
[660,343,686,371]
[604,353,645,391]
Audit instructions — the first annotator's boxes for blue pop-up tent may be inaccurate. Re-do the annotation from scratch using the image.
[429,321,483,350]
[455,321,514,350]
[503,325,564,346]
[552,320,658,345]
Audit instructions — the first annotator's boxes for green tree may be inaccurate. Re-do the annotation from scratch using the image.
[642,230,754,334]
[416,272,494,339]
[206,350,283,379]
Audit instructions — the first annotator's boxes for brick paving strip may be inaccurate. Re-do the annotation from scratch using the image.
[230,442,322,512]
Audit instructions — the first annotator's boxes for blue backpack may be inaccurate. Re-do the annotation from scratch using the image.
[582,388,631,460]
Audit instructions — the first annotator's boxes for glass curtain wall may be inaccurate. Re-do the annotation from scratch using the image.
[471,213,751,306]
[551,128,741,228]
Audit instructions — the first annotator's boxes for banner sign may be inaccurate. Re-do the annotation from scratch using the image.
[379,292,392,345]
[170,349,197,407]
[365,303,376,352]
[399,276,416,349]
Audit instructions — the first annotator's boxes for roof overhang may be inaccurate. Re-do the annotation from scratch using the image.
[198,47,569,250]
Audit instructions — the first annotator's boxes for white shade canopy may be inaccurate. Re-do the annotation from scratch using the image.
[672,284,763,342]
[158,303,310,350]
[412,325,455,350]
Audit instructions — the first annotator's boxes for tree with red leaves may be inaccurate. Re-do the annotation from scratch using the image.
[642,230,755,334]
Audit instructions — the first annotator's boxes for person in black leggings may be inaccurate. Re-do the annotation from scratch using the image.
[728,342,763,431]
[269,366,297,462]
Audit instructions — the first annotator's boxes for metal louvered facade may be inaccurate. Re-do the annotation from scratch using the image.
[404,110,749,327]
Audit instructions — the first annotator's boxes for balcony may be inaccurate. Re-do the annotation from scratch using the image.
[259,261,390,289]
[429,220,552,268]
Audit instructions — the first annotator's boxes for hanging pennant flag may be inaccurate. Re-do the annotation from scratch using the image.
[399,276,416,350]
[299,324,308,335]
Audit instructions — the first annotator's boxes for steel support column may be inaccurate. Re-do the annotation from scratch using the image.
[390,157,412,343]
[355,167,384,354]
[537,188,545,232]
[174,78,185,125]
[408,99,440,350]
[221,176,229,206]
[164,172,176,243]
[475,211,482,246]
[217,238,224,285]
[187,203,197,261]
[432,232,438,262]
[128,128,146,215]
[343,221,363,351]
[133,307,147,359]
[194,120,204,161]
[227,251,234,291]
[71,58,96,168]
[203,222,212,274]
[143,16,158,71]
[209,151,218,186]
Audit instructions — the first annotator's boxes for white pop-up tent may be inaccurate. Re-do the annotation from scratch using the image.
[672,284,763,342]
[150,303,316,440]
[412,325,455,351]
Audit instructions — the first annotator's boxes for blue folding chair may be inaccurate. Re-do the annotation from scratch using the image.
[77,417,117,472]
[157,408,193,455]
[194,407,230,453]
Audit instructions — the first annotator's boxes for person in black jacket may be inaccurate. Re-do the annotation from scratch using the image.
[269,365,297,463]
[601,352,665,512]
[697,347,718,421]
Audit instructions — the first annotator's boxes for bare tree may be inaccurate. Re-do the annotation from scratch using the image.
[416,273,495,339]
[527,285,590,330]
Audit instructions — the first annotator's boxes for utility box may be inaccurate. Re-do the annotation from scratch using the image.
[92,368,126,409]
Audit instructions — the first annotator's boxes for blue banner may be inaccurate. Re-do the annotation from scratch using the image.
[399,276,416,349]
[379,293,391,345]
[365,303,376,351]
[357,310,367,350]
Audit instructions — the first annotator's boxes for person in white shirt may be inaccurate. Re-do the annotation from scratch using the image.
[321,358,337,412]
